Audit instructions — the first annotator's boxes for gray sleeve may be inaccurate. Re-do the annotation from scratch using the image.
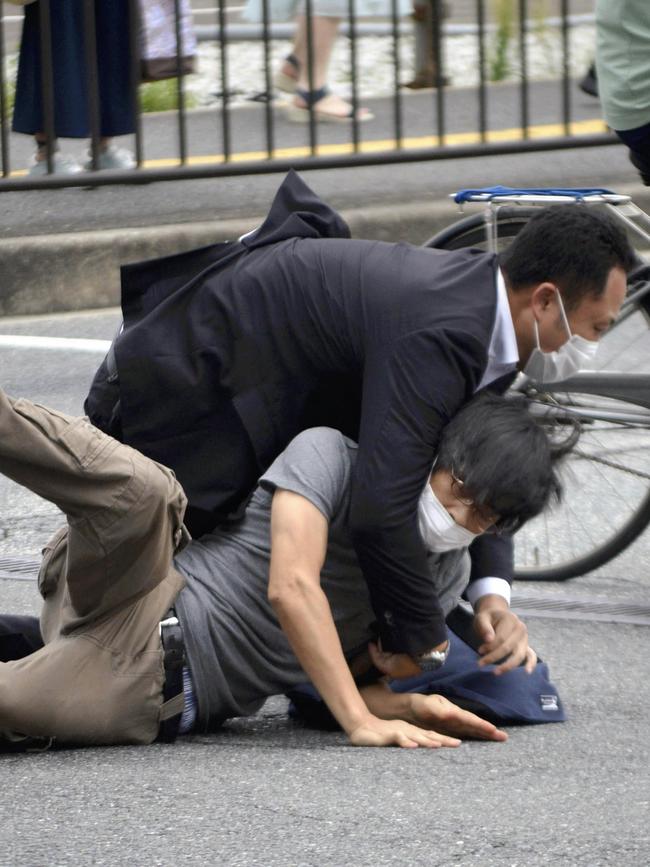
[259,427,354,522]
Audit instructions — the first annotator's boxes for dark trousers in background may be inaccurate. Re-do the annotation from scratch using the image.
[13,0,135,138]
[616,122,650,185]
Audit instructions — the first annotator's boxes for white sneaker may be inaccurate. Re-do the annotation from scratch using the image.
[28,153,83,176]
[85,144,136,171]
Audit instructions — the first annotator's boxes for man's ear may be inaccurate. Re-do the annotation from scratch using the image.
[530,283,558,320]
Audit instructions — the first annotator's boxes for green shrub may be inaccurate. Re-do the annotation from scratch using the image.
[490,0,516,81]
[139,78,197,113]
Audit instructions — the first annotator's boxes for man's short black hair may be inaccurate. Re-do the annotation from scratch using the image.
[499,204,637,308]
[436,392,562,531]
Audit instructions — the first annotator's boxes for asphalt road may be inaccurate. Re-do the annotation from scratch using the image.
[1,310,649,866]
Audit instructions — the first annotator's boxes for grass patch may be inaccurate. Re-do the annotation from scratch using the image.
[490,0,516,81]
[139,78,198,113]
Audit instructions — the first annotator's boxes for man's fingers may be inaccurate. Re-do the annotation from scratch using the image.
[478,619,520,656]
[349,718,462,749]
[474,611,495,643]
[478,631,526,667]
[394,731,420,749]
[413,695,508,742]
[439,708,507,741]
[487,644,538,676]
[523,646,538,674]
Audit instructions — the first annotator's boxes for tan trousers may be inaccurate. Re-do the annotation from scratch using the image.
[0,391,188,746]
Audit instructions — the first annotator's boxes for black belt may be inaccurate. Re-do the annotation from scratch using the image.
[157,607,186,743]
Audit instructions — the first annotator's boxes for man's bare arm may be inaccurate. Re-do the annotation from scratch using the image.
[268,489,462,749]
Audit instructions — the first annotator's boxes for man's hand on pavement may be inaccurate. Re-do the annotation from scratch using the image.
[408,693,508,742]
[473,595,537,675]
[348,715,462,749]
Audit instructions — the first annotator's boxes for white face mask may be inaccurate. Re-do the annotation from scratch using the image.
[418,483,479,553]
[523,288,599,384]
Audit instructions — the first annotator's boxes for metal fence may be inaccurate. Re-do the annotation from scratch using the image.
[0,0,615,191]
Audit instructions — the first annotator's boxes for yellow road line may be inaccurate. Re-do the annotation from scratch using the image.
[8,118,609,177]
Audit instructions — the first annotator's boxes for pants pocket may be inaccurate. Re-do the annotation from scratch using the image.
[37,526,68,600]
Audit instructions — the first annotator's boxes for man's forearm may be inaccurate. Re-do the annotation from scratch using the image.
[270,570,373,735]
[359,681,417,724]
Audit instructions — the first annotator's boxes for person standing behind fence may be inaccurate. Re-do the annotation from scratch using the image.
[596,0,650,185]
[245,0,410,123]
[12,0,136,176]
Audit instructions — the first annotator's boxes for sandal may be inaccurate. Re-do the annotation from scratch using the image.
[274,53,300,94]
[285,86,374,124]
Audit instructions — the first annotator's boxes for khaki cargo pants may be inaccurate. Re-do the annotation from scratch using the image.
[0,390,188,746]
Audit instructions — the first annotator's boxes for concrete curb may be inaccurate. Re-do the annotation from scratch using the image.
[3,184,650,316]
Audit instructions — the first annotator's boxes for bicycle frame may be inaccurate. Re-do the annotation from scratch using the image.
[514,371,650,413]
[455,190,650,255]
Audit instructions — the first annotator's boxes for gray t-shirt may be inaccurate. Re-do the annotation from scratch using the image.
[174,427,468,731]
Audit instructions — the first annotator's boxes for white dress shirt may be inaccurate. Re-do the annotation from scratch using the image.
[467,268,519,609]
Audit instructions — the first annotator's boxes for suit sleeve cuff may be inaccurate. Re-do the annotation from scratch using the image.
[465,577,511,610]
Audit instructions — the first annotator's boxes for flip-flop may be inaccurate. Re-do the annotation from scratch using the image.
[285,86,374,124]
[274,53,300,93]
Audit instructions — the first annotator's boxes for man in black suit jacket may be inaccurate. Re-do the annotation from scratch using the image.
[85,171,634,666]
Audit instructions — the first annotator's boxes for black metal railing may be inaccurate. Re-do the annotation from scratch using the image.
[0,0,616,191]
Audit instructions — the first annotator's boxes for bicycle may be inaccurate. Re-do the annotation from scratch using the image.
[424,187,650,582]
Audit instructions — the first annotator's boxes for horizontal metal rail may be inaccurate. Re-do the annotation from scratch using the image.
[0,134,619,192]
[192,11,596,41]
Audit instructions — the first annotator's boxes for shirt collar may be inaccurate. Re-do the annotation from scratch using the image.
[477,268,519,390]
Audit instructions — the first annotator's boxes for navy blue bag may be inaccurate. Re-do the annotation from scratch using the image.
[287,607,566,728]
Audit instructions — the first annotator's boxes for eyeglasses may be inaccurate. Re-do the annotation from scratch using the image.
[450,470,520,536]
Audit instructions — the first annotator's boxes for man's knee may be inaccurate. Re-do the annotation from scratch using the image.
[137,457,189,551]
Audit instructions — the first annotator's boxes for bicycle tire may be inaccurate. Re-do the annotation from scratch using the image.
[423,207,537,251]
[512,388,650,580]
[425,208,650,581]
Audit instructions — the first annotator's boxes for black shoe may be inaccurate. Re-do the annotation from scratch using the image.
[629,150,650,186]
[0,732,54,753]
[578,63,598,98]
[403,70,451,89]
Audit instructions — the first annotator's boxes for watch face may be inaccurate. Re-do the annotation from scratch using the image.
[417,652,445,672]
[417,642,450,672]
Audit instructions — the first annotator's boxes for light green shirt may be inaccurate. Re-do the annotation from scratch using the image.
[596,0,650,131]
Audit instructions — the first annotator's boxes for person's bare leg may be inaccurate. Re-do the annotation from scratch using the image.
[290,15,372,121]
[33,133,58,163]
[276,18,306,89]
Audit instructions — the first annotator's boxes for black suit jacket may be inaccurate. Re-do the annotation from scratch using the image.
[86,171,509,655]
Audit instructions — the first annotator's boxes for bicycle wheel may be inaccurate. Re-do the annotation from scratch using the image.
[424,207,537,252]
[426,208,650,580]
[513,385,650,580]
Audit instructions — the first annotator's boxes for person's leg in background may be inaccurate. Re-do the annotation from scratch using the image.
[12,0,135,174]
[615,122,650,185]
[91,0,136,170]
[0,390,186,746]
[404,0,449,90]
[285,14,373,122]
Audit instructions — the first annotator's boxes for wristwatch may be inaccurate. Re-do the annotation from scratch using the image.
[413,639,450,672]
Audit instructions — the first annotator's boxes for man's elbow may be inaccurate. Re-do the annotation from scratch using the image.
[267,571,312,614]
